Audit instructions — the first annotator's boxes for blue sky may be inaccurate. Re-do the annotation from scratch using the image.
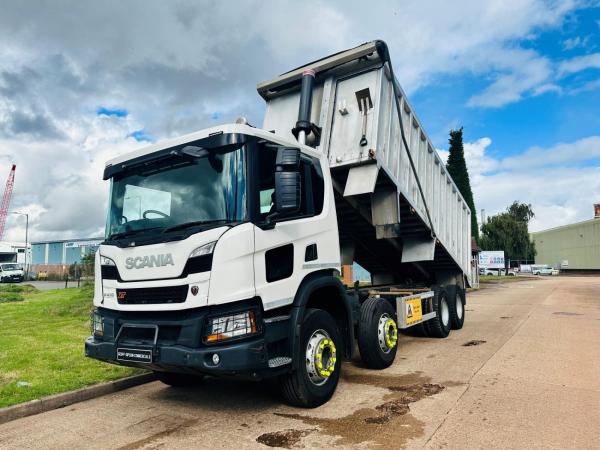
[0,0,598,239]
[413,6,600,154]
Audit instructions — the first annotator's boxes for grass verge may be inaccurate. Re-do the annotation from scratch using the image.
[0,284,40,304]
[0,284,143,408]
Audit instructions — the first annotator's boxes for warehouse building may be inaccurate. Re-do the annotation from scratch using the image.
[531,205,600,272]
[31,238,102,277]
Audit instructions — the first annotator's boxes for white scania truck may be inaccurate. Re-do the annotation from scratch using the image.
[86,41,472,407]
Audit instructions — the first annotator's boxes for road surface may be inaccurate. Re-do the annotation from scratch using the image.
[24,281,73,291]
[0,276,598,449]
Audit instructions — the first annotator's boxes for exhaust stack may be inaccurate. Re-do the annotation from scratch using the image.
[295,69,315,145]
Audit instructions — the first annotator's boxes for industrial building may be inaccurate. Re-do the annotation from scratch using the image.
[531,205,600,272]
[31,238,102,276]
[0,241,30,264]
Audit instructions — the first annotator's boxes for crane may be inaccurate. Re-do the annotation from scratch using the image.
[0,164,16,241]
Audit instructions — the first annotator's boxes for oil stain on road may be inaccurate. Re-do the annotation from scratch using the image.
[257,369,448,448]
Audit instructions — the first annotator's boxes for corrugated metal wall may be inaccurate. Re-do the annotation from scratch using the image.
[531,219,600,270]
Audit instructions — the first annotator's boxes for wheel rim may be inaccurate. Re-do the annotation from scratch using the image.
[377,313,398,353]
[456,295,463,320]
[305,329,337,386]
[441,297,450,326]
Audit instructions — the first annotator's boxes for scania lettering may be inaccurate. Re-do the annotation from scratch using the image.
[125,254,175,269]
[86,41,471,407]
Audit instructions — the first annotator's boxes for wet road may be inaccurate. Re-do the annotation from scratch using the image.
[1,276,599,449]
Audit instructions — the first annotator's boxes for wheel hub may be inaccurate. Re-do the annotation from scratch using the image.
[305,329,337,386]
[377,314,398,353]
[441,298,450,326]
[456,295,463,319]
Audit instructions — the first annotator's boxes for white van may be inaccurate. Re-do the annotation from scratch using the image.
[0,263,24,283]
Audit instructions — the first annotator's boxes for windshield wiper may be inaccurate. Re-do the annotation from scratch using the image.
[162,219,231,233]
[108,226,165,240]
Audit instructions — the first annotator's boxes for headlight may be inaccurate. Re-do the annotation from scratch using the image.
[189,241,216,258]
[100,256,116,266]
[204,310,258,343]
[91,310,104,337]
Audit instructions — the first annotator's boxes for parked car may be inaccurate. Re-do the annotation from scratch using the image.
[532,265,559,276]
[0,263,24,283]
[480,268,516,276]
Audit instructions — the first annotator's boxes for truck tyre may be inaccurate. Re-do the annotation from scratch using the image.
[425,289,451,338]
[154,371,204,387]
[449,287,465,330]
[279,308,342,408]
[357,298,398,369]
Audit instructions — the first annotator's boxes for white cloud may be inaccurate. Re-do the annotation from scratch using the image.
[466,48,553,107]
[453,136,600,232]
[562,35,591,51]
[0,0,593,240]
[558,52,600,76]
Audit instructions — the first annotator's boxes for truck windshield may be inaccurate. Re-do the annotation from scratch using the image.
[1,264,20,270]
[105,145,247,240]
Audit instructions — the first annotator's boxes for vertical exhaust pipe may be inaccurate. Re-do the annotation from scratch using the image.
[295,69,315,145]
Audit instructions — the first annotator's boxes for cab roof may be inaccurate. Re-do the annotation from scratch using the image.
[104,123,321,178]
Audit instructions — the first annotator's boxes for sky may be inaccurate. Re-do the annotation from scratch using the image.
[0,0,598,242]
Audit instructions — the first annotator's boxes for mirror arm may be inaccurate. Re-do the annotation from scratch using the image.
[258,213,277,230]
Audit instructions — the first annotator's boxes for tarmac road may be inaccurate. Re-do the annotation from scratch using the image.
[0,276,598,449]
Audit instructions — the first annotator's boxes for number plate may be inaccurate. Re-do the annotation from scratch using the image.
[116,348,153,364]
[405,298,422,325]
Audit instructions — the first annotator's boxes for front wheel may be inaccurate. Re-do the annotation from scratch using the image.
[279,309,342,408]
[358,298,398,369]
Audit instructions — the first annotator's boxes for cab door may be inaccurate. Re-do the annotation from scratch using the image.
[252,145,330,311]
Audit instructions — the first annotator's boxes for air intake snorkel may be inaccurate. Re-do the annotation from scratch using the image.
[294,69,315,145]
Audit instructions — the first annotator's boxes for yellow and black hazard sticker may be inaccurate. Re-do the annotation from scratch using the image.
[405,298,422,325]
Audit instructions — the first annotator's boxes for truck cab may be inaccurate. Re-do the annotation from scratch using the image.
[86,125,352,405]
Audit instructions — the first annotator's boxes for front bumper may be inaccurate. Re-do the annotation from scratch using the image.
[1,274,23,282]
[85,335,273,376]
[85,301,291,378]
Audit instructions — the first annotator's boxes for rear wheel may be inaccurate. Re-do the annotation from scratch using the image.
[358,298,398,369]
[279,309,342,408]
[425,289,451,338]
[154,371,204,387]
[449,287,465,330]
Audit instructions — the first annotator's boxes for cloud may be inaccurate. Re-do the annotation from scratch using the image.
[0,0,592,241]
[500,136,600,169]
[562,35,591,51]
[466,48,553,107]
[446,136,600,232]
[558,52,600,76]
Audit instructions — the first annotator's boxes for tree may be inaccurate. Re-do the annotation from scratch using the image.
[507,201,534,223]
[446,127,479,241]
[480,202,536,271]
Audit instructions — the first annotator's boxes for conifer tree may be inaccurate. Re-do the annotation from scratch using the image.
[446,127,479,241]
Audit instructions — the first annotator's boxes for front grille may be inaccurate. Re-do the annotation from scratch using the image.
[116,285,188,305]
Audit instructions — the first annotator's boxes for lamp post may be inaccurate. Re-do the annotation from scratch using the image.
[9,211,29,280]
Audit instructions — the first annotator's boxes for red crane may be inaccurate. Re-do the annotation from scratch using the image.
[0,164,16,241]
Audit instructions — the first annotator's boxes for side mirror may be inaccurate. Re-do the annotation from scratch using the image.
[274,147,301,215]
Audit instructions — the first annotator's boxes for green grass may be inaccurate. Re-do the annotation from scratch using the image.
[0,284,40,304]
[480,275,528,282]
[0,284,143,408]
